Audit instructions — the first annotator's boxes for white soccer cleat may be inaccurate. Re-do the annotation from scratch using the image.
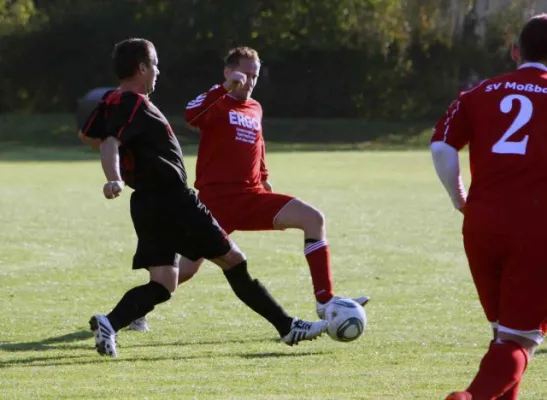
[316,295,370,319]
[89,315,118,357]
[128,316,150,332]
[281,318,328,346]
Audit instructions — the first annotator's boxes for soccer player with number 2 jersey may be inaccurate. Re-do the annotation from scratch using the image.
[432,14,547,400]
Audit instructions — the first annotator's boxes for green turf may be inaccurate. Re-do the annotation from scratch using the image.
[1,150,546,399]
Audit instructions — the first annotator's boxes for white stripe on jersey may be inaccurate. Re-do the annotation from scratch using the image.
[186,93,207,109]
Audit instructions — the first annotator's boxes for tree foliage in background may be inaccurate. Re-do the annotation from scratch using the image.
[0,0,535,119]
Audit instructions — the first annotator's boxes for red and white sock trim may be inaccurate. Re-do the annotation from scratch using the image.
[304,240,328,256]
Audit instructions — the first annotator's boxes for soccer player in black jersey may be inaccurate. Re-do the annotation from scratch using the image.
[79,38,327,357]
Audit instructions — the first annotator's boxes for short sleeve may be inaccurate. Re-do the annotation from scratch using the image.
[80,90,115,140]
[431,95,472,151]
[106,92,145,144]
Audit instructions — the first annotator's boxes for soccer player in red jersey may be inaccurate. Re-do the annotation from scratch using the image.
[181,46,368,318]
[432,15,547,400]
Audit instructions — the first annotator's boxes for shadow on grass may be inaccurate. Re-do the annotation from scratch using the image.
[0,332,279,353]
[0,330,93,352]
[239,351,326,359]
[0,334,328,368]
[0,350,326,368]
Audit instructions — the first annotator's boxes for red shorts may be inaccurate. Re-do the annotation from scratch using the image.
[198,190,294,235]
[464,232,547,342]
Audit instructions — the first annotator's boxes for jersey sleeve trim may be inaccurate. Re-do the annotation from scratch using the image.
[117,95,144,139]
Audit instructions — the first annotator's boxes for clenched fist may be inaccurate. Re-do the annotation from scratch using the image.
[103,181,125,199]
[223,71,247,92]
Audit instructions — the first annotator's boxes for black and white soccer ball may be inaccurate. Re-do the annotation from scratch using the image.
[325,298,367,342]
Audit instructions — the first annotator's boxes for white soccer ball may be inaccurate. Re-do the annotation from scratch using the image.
[325,298,367,342]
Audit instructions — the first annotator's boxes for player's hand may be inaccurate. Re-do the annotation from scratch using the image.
[262,180,273,192]
[103,181,124,199]
[223,71,247,92]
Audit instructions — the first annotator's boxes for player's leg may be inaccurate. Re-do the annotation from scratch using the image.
[207,241,327,345]
[178,256,205,284]
[189,191,328,345]
[90,249,177,357]
[90,192,179,356]
[465,237,547,400]
[272,197,369,315]
[445,232,503,398]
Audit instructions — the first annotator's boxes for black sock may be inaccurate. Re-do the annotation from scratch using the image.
[223,261,293,337]
[106,281,171,332]
[305,238,320,244]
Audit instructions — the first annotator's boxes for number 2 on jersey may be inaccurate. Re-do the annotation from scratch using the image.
[492,94,532,155]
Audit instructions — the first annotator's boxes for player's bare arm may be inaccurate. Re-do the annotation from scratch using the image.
[430,141,467,212]
[99,136,124,199]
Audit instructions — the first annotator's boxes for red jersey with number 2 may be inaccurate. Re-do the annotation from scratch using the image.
[431,63,547,236]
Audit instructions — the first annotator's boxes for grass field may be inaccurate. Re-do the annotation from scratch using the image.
[1,149,546,399]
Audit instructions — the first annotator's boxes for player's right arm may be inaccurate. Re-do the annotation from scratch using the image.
[100,92,145,199]
[184,72,247,128]
[430,95,472,212]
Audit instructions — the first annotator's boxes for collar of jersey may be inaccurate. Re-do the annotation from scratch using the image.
[518,62,547,72]
[227,94,253,104]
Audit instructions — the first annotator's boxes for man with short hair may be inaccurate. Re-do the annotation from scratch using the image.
[80,38,328,357]
[130,46,369,331]
[431,15,547,400]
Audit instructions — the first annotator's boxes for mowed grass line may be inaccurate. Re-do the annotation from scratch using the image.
[0,151,546,399]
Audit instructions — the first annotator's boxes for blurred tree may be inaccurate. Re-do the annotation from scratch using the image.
[0,0,540,119]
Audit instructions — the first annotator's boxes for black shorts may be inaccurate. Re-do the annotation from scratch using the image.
[129,188,231,269]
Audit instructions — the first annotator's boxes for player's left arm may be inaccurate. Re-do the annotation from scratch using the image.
[430,96,471,212]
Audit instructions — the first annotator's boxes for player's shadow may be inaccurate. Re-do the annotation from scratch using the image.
[238,351,327,359]
[0,349,325,369]
[0,330,93,352]
[129,337,280,349]
[534,348,547,356]
[0,333,328,368]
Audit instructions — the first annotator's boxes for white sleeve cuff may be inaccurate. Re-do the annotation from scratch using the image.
[430,141,467,209]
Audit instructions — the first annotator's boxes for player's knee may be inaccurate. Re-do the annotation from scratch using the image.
[211,246,246,269]
[226,247,246,265]
[303,206,325,229]
[149,266,178,293]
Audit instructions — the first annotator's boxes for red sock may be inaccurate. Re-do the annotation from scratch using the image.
[304,239,333,303]
[467,341,528,399]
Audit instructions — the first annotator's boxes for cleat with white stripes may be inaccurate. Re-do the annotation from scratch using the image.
[128,316,150,332]
[89,314,118,357]
[316,295,370,320]
[281,318,328,346]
